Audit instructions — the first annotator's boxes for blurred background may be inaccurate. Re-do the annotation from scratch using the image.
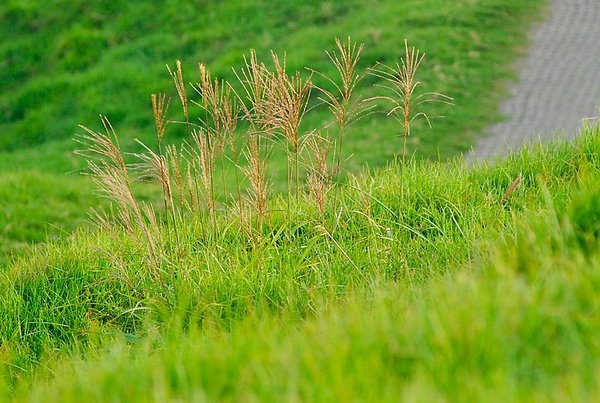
[0,0,544,262]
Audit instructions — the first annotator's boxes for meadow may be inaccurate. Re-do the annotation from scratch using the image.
[3,126,600,401]
[0,0,545,264]
[5,0,599,401]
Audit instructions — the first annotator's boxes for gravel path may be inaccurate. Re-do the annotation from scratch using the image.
[469,0,600,161]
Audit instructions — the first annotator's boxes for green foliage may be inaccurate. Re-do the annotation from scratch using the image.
[570,174,600,250]
[0,0,546,265]
[1,126,599,400]
[1,0,544,159]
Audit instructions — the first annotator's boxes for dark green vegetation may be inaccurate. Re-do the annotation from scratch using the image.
[2,127,600,401]
[0,0,545,264]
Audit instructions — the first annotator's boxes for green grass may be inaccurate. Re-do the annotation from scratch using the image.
[9,1,596,399]
[0,171,95,266]
[0,0,546,264]
[2,0,544,163]
[1,125,599,401]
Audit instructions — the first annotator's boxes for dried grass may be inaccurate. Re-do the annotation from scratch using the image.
[368,39,452,160]
[79,38,450,264]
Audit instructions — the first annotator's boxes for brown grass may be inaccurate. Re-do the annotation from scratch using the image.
[76,116,164,278]
[79,38,449,256]
[313,37,370,180]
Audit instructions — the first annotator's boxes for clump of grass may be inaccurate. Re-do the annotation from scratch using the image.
[76,116,164,278]
[78,38,449,257]
[368,39,453,161]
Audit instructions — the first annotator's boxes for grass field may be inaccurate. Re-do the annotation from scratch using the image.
[1,0,542,159]
[0,0,546,265]
[2,125,600,401]
[7,1,599,401]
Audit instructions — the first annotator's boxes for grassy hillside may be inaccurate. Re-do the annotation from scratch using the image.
[2,125,599,400]
[1,0,544,161]
[0,0,547,265]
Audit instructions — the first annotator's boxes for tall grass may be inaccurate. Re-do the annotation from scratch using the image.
[313,37,369,182]
[77,38,447,252]
[369,39,453,161]
[4,124,600,400]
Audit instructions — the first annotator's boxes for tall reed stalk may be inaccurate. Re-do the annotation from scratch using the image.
[269,52,313,209]
[368,39,452,162]
[234,50,276,226]
[305,133,332,218]
[167,60,191,140]
[77,116,164,278]
[314,37,369,182]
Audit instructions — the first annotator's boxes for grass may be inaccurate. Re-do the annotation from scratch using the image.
[8,1,598,400]
[1,124,599,400]
[0,172,94,266]
[0,0,546,264]
[1,0,544,164]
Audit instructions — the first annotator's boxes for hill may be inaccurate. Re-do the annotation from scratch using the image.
[0,0,546,265]
[2,124,599,400]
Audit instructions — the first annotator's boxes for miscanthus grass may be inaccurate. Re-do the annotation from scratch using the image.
[75,38,448,253]
[6,35,599,401]
[3,124,600,401]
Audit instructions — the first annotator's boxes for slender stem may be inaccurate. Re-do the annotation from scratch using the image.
[295,144,300,205]
[287,145,292,226]
[233,148,243,216]
[220,152,227,204]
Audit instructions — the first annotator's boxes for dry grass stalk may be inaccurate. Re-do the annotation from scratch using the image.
[241,132,270,222]
[315,37,370,179]
[165,145,190,212]
[167,60,189,124]
[130,140,182,249]
[151,93,170,146]
[196,64,240,139]
[368,39,452,160]
[233,51,277,225]
[501,173,523,205]
[270,52,312,203]
[270,52,312,151]
[305,133,333,216]
[234,50,276,133]
[194,63,241,205]
[131,141,173,208]
[185,164,198,213]
[76,116,163,277]
[191,129,217,219]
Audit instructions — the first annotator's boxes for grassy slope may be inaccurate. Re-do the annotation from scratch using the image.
[2,126,599,401]
[1,0,543,158]
[0,0,545,264]
[0,172,93,266]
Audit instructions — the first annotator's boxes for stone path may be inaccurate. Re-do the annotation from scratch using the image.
[469,0,600,161]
